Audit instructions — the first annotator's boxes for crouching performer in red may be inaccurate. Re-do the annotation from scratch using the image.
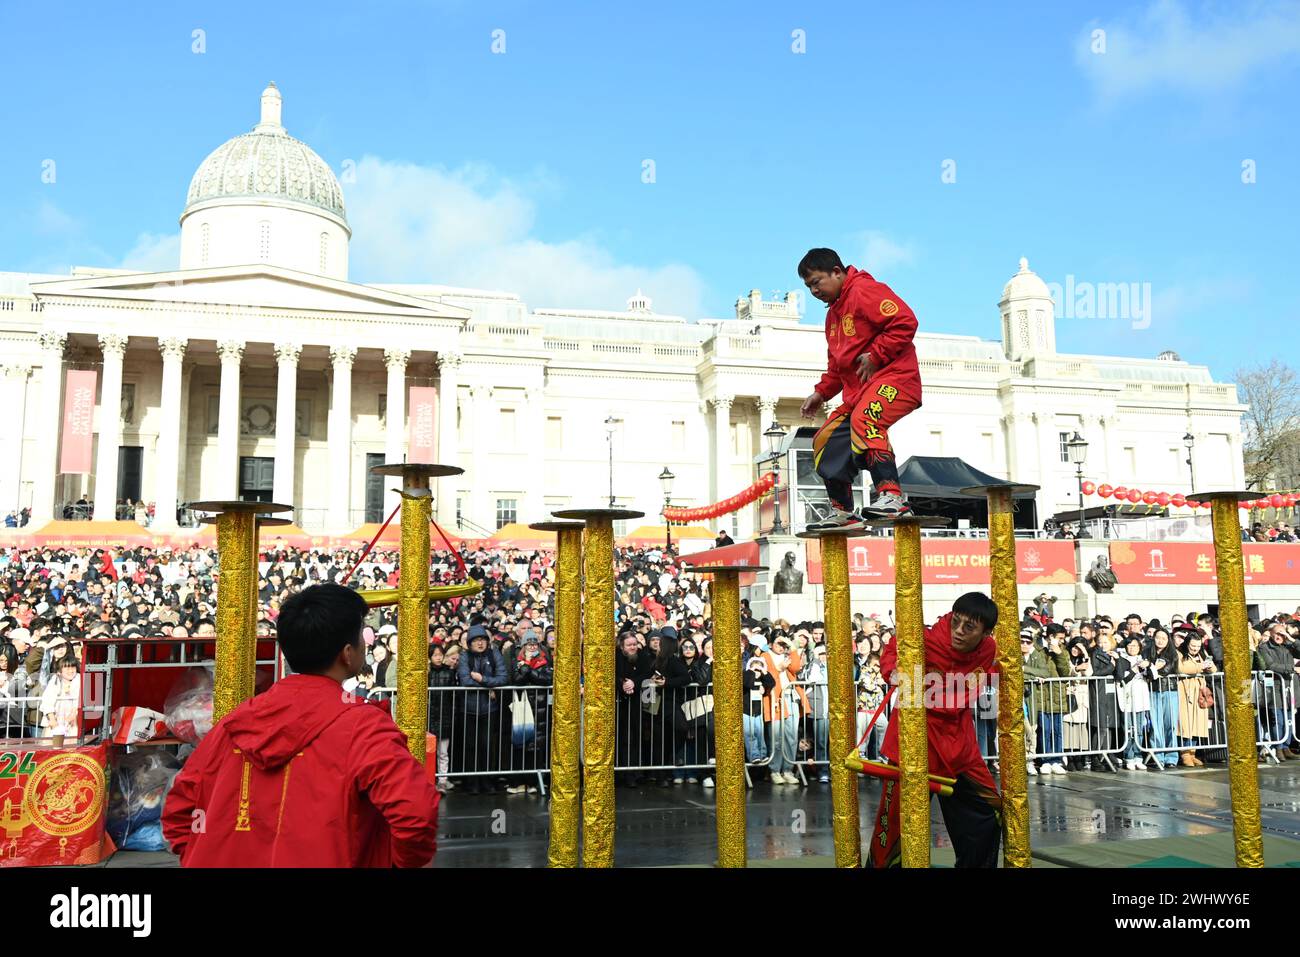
[163,583,440,867]
[869,592,1003,868]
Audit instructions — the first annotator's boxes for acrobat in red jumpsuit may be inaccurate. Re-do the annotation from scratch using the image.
[868,612,1003,868]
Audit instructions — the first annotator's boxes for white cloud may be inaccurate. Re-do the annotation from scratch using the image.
[855,230,917,273]
[343,156,707,316]
[1078,0,1300,100]
[120,232,181,272]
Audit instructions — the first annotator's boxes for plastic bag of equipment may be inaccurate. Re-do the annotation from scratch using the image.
[106,750,183,852]
[163,667,215,745]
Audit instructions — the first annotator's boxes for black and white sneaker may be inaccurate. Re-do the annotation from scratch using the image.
[861,491,913,519]
[806,506,867,531]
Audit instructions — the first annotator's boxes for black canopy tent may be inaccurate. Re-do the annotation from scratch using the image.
[895,456,1038,529]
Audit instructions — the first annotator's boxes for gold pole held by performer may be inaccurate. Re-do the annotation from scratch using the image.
[533,520,585,868]
[686,563,767,868]
[1189,490,1265,868]
[553,506,644,868]
[192,500,293,724]
[961,482,1039,868]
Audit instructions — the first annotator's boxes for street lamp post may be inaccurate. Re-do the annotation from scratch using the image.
[1184,432,1196,492]
[659,466,675,552]
[605,414,616,508]
[763,420,788,534]
[1066,431,1089,538]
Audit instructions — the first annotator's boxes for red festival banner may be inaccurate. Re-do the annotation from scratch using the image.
[58,370,97,474]
[407,387,437,464]
[0,743,113,867]
[806,539,1076,586]
[1108,541,1300,586]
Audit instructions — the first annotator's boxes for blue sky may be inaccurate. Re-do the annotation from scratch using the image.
[1,0,1296,381]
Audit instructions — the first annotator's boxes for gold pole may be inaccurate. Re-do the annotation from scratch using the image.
[987,486,1029,867]
[893,521,931,868]
[543,522,584,868]
[821,535,861,868]
[1204,493,1265,867]
[697,566,751,868]
[213,509,256,724]
[396,483,433,763]
[245,519,262,702]
[580,517,615,867]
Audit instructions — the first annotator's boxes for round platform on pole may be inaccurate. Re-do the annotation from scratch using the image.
[958,483,1040,497]
[795,527,871,540]
[867,515,952,529]
[1185,490,1260,505]
[528,520,587,532]
[552,507,646,521]
[683,564,767,574]
[199,515,294,527]
[369,462,464,478]
[187,500,294,515]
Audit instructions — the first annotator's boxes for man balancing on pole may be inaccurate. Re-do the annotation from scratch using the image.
[798,247,921,527]
[869,592,1003,868]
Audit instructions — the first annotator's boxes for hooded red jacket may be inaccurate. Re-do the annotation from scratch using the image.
[812,266,921,411]
[879,613,999,779]
[161,674,439,867]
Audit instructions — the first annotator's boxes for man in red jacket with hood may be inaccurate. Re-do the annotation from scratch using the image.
[162,583,439,867]
[798,247,921,527]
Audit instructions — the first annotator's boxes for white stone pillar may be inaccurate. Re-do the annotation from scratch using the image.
[384,348,410,500]
[524,385,545,521]
[0,364,31,515]
[30,331,67,525]
[753,396,779,538]
[216,340,245,501]
[470,383,492,530]
[712,394,733,509]
[152,338,187,531]
[328,345,357,530]
[92,334,129,521]
[436,352,461,528]
[273,342,302,510]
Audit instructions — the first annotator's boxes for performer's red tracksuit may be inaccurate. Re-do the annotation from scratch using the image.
[810,266,921,509]
[868,613,1003,868]
[162,674,439,867]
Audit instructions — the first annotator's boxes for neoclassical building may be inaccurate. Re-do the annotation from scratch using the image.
[0,84,1247,537]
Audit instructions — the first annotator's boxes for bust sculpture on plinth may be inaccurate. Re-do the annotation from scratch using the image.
[773,550,804,594]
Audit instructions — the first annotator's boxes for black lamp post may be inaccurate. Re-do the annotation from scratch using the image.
[659,466,675,551]
[1066,431,1088,538]
[763,420,787,534]
[1183,432,1196,491]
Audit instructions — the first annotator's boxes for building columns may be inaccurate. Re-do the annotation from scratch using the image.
[30,331,67,525]
[0,364,32,516]
[712,394,734,515]
[436,353,461,528]
[92,334,129,521]
[215,340,245,501]
[469,384,492,530]
[524,385,545,522]
[328,345,357,530]
[273,342,302,511]
[152,338,187,531]
[384,349,410,500]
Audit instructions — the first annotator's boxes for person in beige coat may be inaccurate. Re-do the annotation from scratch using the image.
[1176,634,1214,766]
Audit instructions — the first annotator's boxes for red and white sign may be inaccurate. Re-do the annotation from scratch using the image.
[806,539,1076,586]
[58,370,97,474]
[0,743,112,867]
[1109,541,1300,586]
[407,386,437,464]
[109,707,168,746]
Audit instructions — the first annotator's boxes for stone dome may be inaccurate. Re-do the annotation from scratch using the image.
[1000,257,1052,302]
[182,83,347,229]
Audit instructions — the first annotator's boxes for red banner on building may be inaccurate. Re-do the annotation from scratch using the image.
[806,539,1076,586]
[58,370,97,474]
[1108,541,1300,585]
[407,386,437,464]
[0,743,113,867]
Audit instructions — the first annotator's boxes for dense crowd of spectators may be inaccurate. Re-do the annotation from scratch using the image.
[0,543,1297,799]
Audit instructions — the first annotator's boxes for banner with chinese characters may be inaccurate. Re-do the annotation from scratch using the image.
[806,539,1076,586]
[58,370,98,474]
[0,743,113,867]
[1108,541,1300,585]
[407,386,437,464]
